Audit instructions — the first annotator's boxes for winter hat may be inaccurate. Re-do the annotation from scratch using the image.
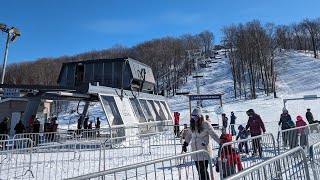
[288,120,295,128]
[205,115,209,118]
[3,117,9,121]
[296,116,303,121]
[282,107,288,113]
[191,108,202,116]
[307,108,311,111]
[231,111,234,114]
[238,125,244,131]
[246,109,255,115]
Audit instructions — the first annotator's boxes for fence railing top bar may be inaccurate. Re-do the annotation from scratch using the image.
[65,150,211,180]
[220,133,273,149]
[224,147,308,180]
[87,132,164,141]
[278,125,312,133]
[0,138,32,142]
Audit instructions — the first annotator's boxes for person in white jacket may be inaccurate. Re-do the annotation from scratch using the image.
[182,108,220,180]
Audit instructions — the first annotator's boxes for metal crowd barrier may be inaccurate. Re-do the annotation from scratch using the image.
[0,141,103,180]
[13,132,77,146]
[217,133,277,179]
[309,141,320,179]
[277,123,320,155]
[225,147,310,180]
[66,150,214,180]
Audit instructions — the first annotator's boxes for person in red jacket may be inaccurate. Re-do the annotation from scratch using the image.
[216,133,243,178]
[245,109,266,157]
[174,112,180,137]
[296,115,308,148]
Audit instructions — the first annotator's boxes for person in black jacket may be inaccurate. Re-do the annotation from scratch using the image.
[0,117,9,148]
[0,117,9,135]
[14,120,26,134]
[230,112,237,136]
[278,108,292,147]
[32,118,41,145]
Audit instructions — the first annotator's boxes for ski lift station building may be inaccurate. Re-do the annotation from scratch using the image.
[0,57,173,132]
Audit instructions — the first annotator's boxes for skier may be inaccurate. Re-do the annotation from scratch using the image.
[245,109,265,157]
[278,108,292,147]
[236,125,249,154]
[182,108,220,180]
[216,133,243,178]
[230,112,237,136]
[296,115,308,149]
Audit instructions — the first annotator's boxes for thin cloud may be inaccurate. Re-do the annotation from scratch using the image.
[85,19,149,35]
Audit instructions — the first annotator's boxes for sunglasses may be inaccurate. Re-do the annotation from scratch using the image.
[191,115,202,119]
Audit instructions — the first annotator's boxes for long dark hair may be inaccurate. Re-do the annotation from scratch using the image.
[190,115,204,133]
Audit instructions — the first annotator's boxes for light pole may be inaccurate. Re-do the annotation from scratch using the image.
[0,23,21,84]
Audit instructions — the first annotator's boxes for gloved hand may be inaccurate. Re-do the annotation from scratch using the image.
[182,142,188,152]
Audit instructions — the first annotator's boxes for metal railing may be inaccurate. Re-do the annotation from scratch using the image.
[217,133,277,179]
[0,141,103,180]
[309,141,320,179]
[225,147,310,180]
[13,131,76,146]
[66,150,214,180]
[277,123,320,155]
[0,138,33,151]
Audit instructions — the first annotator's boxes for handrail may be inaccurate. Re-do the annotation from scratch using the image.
[225,147,310,180]
[65,150,213,180]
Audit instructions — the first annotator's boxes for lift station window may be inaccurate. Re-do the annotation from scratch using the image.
[139,99,155,122]
[75,64,84,86]
[129,98,147,123]
[160,101,173,120]
[154,101,168,120]
[100,95,123,126]
[147,100,162,121]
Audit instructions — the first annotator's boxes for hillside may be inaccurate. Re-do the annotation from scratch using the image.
[167,50,320,135]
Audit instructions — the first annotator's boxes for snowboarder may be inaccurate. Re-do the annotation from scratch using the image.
[182,108,220,180]
[216,133,243,178]
[236,125,249,154]
[230,112,237,136]
[77,116,82,130]
[296,115,308,149]
[89,121,93,129]
[174,112,180,137]
[245,109,265,157]
[278,107,292,147]
[222,113,228,130]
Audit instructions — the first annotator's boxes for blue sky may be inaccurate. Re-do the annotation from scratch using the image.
[0,0,319,63]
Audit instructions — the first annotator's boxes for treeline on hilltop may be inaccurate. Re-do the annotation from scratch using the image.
[223,18,320,99]
[1,30,215,96]
[2,17,320,100]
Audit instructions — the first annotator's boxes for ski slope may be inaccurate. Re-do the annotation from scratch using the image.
[167,50,320,136]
